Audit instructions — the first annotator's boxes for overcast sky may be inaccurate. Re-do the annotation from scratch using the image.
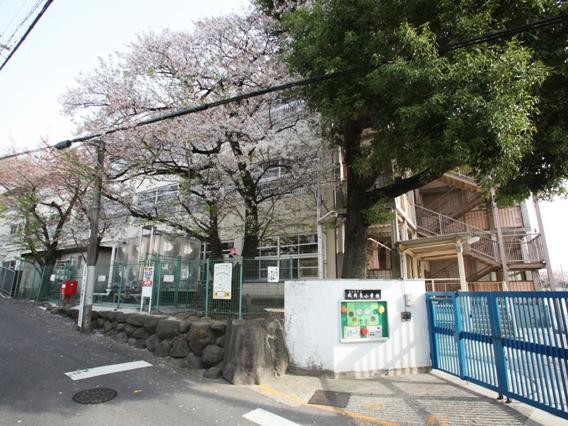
[0,0,566,273]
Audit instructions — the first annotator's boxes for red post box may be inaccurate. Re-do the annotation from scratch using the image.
[61,279,78,296]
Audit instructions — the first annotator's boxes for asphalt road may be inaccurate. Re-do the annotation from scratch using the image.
[0,297,351,426]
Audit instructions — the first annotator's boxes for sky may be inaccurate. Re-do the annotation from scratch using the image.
[0,0,248,151]
[0,0,566,274]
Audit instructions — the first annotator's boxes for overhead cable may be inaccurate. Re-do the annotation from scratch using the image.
[0,0,55,72]
[1,12,566,160]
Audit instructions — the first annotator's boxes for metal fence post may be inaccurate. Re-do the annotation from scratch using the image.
[35,266,46,302]
[488,293,509,399]
[155,258,161,311]
[188,259,193,309]
[117,264,124,309]
[238,261,244,320]
[289,257,293,280]
[425,294,439,369]
[174,257,181,307]
[205,258,210,317]
[453,292,468,379]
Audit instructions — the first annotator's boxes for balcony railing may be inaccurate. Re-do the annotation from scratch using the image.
[415,205,499,262]
[415,205,544,266]
[503,233,545,264]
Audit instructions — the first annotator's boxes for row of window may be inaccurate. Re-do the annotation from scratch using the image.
[200,234,319,278]
[136,184,180,211]
[199,234,318,258]
[134,164,315,212]
[257,234,318,257]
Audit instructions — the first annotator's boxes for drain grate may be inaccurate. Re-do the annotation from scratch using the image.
[72,388,117,404]
[308,390,351,408]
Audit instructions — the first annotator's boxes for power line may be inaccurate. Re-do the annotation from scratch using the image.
[440,13,568,52]
[1,0,44,51]
[0,146,46,160]
[1,12,567,161]
[0,0,30,40]
[0,0,54,72]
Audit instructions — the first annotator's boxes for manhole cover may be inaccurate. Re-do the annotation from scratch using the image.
[72,388,117,404]
[308,390,351,408]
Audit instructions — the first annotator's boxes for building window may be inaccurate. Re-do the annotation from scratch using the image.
[9,223,23,236]
[200,241,234,260]
[255,233,319,279]
[135,184,179,214]
[258,166,287,197]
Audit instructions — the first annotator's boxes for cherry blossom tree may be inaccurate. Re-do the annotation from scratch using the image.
[62,13,321,259]
[0,148,90,296]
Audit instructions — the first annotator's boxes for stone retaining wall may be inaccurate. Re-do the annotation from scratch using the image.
[47,306,227,379]
[46,305,289,384]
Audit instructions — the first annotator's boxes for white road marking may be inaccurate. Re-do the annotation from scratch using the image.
[65,360,152,381]
[243,408,302,426]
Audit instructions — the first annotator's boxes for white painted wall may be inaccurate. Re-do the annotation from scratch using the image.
[285,279,430,377]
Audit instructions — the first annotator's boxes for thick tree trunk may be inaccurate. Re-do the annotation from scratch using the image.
[226,135,261,260]
[340,121,374,278]
[208,207,223,260]
[241,201,259,259]
[341,175,371,278]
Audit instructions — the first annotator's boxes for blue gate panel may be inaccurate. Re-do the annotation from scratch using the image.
[426,291,568,420]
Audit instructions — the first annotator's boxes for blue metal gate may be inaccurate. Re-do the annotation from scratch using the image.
[426,291,568,420]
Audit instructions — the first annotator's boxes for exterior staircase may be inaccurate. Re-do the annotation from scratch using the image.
[415,204,500,265]
[416,204,545,281]
[424,189,483,220]
[440,172,480,192]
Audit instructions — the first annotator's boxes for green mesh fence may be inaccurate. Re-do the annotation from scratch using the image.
[9,256,293,318]
[5,262,82,303]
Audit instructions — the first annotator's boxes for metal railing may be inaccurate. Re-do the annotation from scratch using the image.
[416,205,499,262]
[416,205,545,266]
[426,291,568,420]
[425,279,538,292]
[503,233,545,264]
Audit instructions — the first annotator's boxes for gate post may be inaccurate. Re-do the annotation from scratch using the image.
[204,258,210,317]
[238,261,244,320]
[425,294,439,369]
[154,257,161,311]
[174,257,181,307]
[487,293,509,398]
[452,292,468,379]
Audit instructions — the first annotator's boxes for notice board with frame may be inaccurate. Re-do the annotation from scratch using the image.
[339,300,389,342]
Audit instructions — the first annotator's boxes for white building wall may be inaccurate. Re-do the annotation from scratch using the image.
[285,279,430,377]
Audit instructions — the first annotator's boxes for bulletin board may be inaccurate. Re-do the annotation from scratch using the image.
[339,300,389,342]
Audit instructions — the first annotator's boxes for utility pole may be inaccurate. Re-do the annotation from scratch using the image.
[80,141,104,331]
[55,139,104,331]
[491,188,510,291]
[533,197,555,290]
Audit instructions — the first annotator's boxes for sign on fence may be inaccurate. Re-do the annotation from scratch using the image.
[213,263,232,300]
[142,266,154,298]
[267,266,279,283]
[339,300,389,342]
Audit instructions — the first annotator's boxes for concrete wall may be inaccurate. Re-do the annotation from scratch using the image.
[285,279,430,377]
